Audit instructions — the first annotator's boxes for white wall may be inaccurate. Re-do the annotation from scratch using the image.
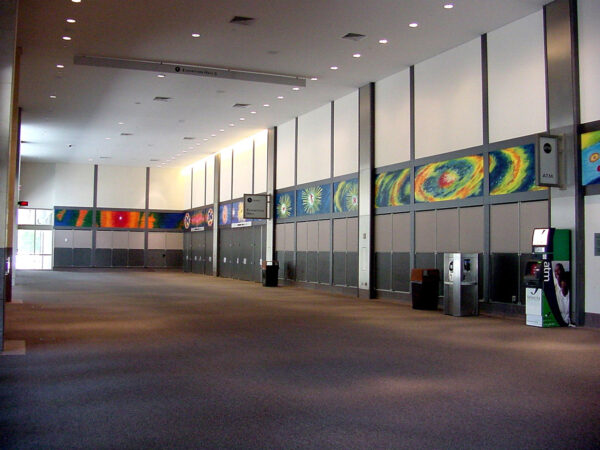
[206,156,215,204]
[254,130,267,193]
[276,119,296,189]
[415,38,483,159]
[19,161,55,208]
[192,161,206,208]
[579,0,600,124]
[183,168,192,210]
[219,148,232,202]
[585,196,600,314]
[148,167,186,210]
[488,11,547,143]
[297,103,331,184]
[53,163,94,207]
[232,138,253,199]
[375,70,411,167]
[334,91,358,177]
[97,165,146,209]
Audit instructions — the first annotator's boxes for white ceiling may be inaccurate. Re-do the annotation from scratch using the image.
[17,0,551,169]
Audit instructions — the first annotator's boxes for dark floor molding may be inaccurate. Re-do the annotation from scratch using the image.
[584,312,600,328]
[278,280,358,297]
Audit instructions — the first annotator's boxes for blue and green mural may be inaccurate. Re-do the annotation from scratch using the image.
[582,130,600,186]
[54,208,96,227]
[296,183,331,216]
[489,144,546,195]
[415,155,484,203]
[275,192,294,219]
[333,178,359,213]
[374,168,410,208]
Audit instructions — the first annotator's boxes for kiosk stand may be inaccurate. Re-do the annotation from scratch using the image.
[524,228,571,327]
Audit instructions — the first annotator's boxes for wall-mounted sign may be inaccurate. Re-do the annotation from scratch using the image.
[243,194,269,219]
[536,135,560,187]
[232,221,252,228]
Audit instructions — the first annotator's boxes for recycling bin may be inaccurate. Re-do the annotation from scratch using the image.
[261,260,279,287]
[410,268,440,310]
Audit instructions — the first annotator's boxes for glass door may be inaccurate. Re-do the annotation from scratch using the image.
[16,208,53,270]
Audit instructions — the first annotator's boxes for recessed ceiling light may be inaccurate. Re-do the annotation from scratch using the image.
[62,36,72,40]
[195,142,201,146]
[409,22,419,28]
[88,158,93,162]
[192,33,200,38]
[219,129,225,132]
[379,39,388,44]
[157,74,165,78]
[292,87,300,91]
[444,4,454,9]
[277,96,284,99]
[183,150,188,153]
[263,104,270,107]
[229,123,235,127]
[188,146,194,149]
[56,64,64,69]
[118,122,124,125]
[239,117,245,121]
[71,0,81,3]
[250,111,256,114]
[330,66,338,70]
[105,137,111,140]
[66,18,76,23]
[203,138,209,141]
[211,134,216,137]
[49,95,56,99]
[353,53,361,58]
[310,77,318,81]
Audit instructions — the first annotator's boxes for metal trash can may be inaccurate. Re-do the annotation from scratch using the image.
[261,260,279,287]
[410,268,440,310]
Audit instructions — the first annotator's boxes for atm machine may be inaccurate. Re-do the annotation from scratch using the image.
[524,228,571,327]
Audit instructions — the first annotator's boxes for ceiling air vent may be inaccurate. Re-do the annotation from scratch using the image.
[183,137,195,140]
[149,158,160,162]
[120,132,133,136]
[153,96,171,102]
[230,16,255,25]
[233,103,250,108]
[99,156,112,160]
[342,32,366,41]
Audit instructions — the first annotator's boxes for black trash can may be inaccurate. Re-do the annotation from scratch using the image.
[410,268,440,310]
[262,261,279,287]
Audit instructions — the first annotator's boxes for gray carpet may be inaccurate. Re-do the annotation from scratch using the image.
[1,270,599,449]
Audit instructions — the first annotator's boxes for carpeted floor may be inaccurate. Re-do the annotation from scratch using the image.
[1,269,599,449]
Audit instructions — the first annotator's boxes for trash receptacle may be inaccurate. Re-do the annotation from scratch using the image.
[410,268,440,310]
[262,260,279,287]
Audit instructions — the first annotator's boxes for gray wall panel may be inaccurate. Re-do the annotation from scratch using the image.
[275,224,286,251]
[94,248,112,267]
[112,231,128,249]
[147,249,166,267]
[318,220,331,251]
[415,211,436,252]
[284,250,295,280]
[375,252,391,290]
[166,250,183,268]
[333,252,346,286]
[73,248,92,267]
[436,209,459,252]
[128,249,144,267]
[296,251,307,281]
[307,251,318,282]
[333,218,347,252]
[112,249,127,267]
[415,252,436,270]
[284,223,295,252]
[53,248,73,267]
[459,206,484,253]
[490,203,519,253]
[347,217,359,252]
[297,221,308,251]
[346,252,359,287]
[96,231,112,249]
[519,200,549,253]
[307,222,319,251]
[392,213,410,252]
[318,252,330,284]
[392,252,411,292]
[375,214,392,252]
[147,232,166,250]
[54,230,74,249]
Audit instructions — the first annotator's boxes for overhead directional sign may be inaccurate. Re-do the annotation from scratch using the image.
[243,194,269,219]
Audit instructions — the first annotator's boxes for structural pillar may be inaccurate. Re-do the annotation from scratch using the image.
[544,0,584,325]
[265,127,276,263]
[212,154,221,275]
[358,83,375,298]
[1,0,19,351]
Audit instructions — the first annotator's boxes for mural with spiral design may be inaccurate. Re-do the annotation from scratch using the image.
[489,144,545,195]
[582,130,600,186]
[415,156,484,203]
[374,168,411,208]
[334,179,359,213]
[296,184,331,216]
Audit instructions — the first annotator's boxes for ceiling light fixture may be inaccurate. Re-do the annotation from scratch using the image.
[118,122,124,125]
[409,22,419,28]
[310,77,318,81]
[219,129,225,132]
[444,4,454,9]
[277,96,284,99]
[71,0,81,3]
[105,137,111,140]
[66,18,76,23]
[250,111,256,114]
[211,134,216,137]
[330,66,338,70]
[56,64,64,69]
[49,95,56,99]
[192,33,200,38]
[229,123,235,127]
[263,104,270,107]
[353,53,361,58]
[292,87,300,91]
[203,138,209,141]
[157,74,165,78]
[379,39,388,44]
[62,36,72,40]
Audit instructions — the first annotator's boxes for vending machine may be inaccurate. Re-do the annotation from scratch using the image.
[524,228,571,327]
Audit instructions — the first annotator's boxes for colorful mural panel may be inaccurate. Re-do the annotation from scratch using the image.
[146,212,185,230]
[334,178,359,213]
[54,208,96,227]
[415,155,484,203]
[275,192,294,219]
[489,144,546,195]
[187,207,214,229]
[581,130,600,186]
[374,169,410,208]
[98,210,145,228]
[296,183,331,216]
[219,201,248,226]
